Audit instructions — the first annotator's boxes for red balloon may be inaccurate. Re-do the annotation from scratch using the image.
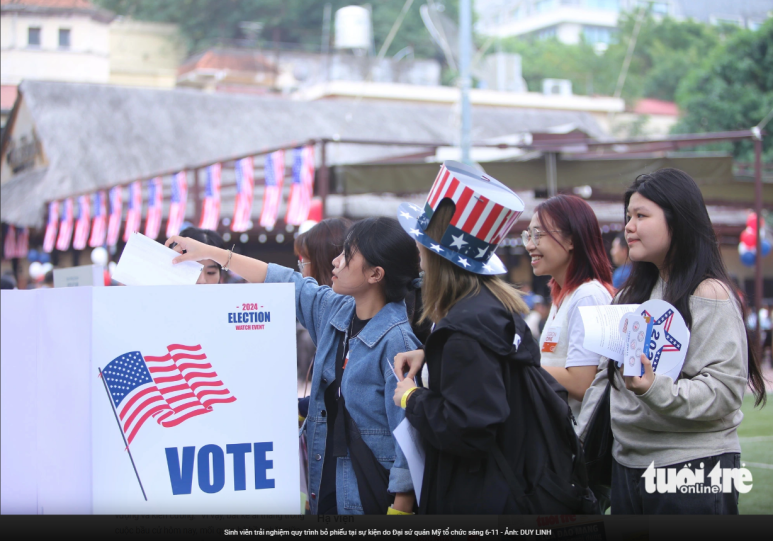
[746,213,765,230]
[740,227,757,248]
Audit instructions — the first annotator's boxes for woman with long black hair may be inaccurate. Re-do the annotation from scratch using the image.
[577,168,767,514]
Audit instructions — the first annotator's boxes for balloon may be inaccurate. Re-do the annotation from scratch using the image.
[29,261,43,280]
[91,246,108,267]
[762,238,772,257]
[108,261,117,275]
[41,262,53,275]
[746,213,765,231]
[39,252,50,263]
[27,248,40,262]
[738,242,749,255]
[740,250,756,267]
[740,228,757,248]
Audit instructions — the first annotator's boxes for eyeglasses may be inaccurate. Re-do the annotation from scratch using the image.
[297,259,311,272]
[521,229,561,247]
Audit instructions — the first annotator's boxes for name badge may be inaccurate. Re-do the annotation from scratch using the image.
[541,326,562,353]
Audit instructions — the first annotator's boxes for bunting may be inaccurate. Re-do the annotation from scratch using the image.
[144,177,163,240]
[43,201,59,253]
[199,163,221,231]
[89,190,107,247]
[285,146,315,226]
[56,198,74,251]
[106,186,123,247]
[72,195,91,250]
[166,172,188,237]
[124,181,142,242]
[232,157,255,232]
[259,151,285,229]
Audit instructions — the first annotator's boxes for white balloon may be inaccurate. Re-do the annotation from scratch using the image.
[108,261,117,275]
[91,246,108,267]
[41,262,53,274]
[29,261,43,279]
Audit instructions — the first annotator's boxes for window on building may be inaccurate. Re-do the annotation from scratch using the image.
[59,28,71,49]
[585,0,619,10]
[536,0,557,14]
[537,26,558,40]
[583,25,614,44]
[28,27,41,47]
[650,2,669,16]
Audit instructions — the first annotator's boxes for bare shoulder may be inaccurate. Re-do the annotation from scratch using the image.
[693,279,731,301]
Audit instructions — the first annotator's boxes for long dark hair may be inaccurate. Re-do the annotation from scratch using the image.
[343,217,421,304]
[534,194,614,307]
[294,218,351,286]
[609,169,766,407]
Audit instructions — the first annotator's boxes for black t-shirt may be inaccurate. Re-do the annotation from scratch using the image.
[317,315,370,514]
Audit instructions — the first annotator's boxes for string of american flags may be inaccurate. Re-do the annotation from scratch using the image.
[1,145,316,257]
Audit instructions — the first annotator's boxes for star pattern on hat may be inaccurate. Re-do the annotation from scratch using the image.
[430,244,443,252]
[476,247,488,258]
[400,211,413,219]
[483,263,494,272]
[418,215,430,227]
[450,234,468,250]
[409,204,422,211]
[409,228,423,237]
[458,257,470,268]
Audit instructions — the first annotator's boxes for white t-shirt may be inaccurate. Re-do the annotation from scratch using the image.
[539,280,613,420]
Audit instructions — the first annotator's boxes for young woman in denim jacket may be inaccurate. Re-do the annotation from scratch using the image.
[166,217,422,515]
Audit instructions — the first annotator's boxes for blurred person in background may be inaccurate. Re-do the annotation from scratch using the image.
[524,294,550,340]
[1,273,16,289]
[179,227,226,284]
[610,232,631,290]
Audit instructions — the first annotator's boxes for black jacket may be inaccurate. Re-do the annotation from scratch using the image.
[405,286,576,514]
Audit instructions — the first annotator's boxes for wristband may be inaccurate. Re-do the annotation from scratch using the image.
[387,505,413,515]
[400,387,419,409]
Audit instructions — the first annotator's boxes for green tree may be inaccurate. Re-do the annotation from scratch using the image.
[95,0,457,60]
[674,18,773,162]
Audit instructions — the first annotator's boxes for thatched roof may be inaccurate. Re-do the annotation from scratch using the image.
[1,80,605,227]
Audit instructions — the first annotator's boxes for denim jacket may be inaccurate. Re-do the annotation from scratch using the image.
[265,264,420,514]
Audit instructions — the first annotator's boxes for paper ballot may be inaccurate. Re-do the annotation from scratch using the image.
[394,418,425,505]
[112,232,203,286]
[579,304,639,362]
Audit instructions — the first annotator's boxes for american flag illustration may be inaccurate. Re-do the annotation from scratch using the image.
[426,164,521,245]
[89,190,107,248]
[56,198,74,251]
[165,172,188,238]
[123,181,142,242]
[285,146,315,226]
[4,225,17,259]
[144,177,163,240]
[102,344,236,445]
[72,195,91,250]
[199,163,221,230]
[13,227,29,259]
[43,201,59,253]
[259,150,285,229]
[106,186,123,247]
[231,157,255,232]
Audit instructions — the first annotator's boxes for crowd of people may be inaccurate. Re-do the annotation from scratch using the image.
[160,164,767,516]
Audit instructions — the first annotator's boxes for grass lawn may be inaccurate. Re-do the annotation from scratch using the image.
[738,393,773,515]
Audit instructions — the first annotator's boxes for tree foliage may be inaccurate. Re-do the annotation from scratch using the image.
[674,18,773,162]
[95,0,457,60]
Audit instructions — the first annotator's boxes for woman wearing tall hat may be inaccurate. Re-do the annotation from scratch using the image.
[392,162,595,514]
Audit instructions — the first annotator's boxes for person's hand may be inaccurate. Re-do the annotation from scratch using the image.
[393,377,417,407]
[165,235,218,265]
[624,354,656,396]
[394,349,425,382]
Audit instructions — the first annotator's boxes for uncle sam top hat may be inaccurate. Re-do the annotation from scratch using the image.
[397,160,524,275]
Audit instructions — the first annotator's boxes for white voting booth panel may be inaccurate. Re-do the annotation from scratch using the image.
[1,284,298,514]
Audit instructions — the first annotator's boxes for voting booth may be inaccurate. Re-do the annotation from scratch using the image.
[1,284,299,514]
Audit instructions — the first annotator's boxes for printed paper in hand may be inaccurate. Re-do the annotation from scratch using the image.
[112,231,203,286]
[636,299,690,382]
[579,304,639,362]
[622,313,649,377]
[393,418,425,505]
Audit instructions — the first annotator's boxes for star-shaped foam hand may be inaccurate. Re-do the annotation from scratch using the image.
[450,234,468,249]
[430,244,443,252]
[457,257,471,268]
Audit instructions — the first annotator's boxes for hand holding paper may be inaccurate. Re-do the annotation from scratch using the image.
[112,232,203,286]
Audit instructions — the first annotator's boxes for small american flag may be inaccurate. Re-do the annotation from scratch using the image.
[72,195,91,250]
[166,172,188,238]
[14,227,29,259]
[144,177,163,240]
[4,225,17,259]
[56,198,75,251]
[199,163,221,230]
[106,186,123,247]
[259,150,285,229]
[285,146,315,226]
[102,344,236,444]
[231,157,255,233]
[43,201,59,253]
[89,190,108,248]
[123,181,142,242]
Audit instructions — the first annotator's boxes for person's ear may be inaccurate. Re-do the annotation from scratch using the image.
[368,266,385,284]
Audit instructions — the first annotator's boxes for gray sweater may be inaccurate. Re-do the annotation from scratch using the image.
[576,279,748,468]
